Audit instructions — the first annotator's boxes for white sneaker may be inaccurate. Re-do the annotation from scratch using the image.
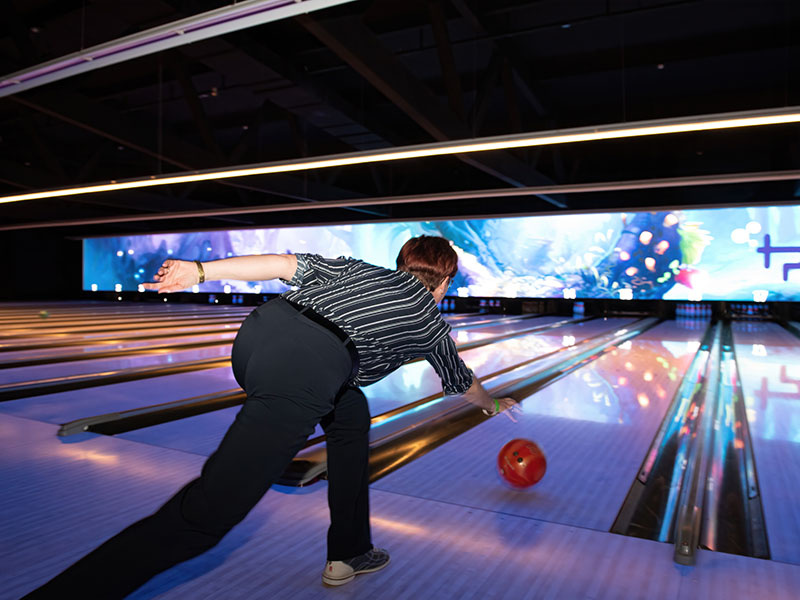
[322,547,390,586]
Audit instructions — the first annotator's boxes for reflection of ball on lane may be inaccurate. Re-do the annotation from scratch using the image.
[39,310,50,319]
[497,438,546,488]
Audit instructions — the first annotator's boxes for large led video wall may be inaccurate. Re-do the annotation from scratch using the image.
[83,204,800,301]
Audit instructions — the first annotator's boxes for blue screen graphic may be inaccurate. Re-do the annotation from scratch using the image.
[82,204,800,301]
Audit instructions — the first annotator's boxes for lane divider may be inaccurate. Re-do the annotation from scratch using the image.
[55,316,596,436]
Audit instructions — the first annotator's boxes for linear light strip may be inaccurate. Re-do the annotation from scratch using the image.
[1,107,799,205]
[0,0,356,98]
[2,169,798,231]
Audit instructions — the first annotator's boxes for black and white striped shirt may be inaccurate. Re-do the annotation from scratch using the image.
[281,253,473,394]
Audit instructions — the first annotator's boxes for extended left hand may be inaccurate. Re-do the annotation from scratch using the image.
[142,259,199,294]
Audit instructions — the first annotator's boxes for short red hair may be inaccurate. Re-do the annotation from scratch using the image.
[396,236,458,291]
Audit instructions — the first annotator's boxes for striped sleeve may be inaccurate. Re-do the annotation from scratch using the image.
[426,334,473,395]
[281,253,358,287]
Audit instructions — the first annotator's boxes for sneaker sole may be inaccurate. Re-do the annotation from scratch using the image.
[322,557,391,586]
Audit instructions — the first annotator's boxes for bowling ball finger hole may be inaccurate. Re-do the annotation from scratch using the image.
[497,438,547,489]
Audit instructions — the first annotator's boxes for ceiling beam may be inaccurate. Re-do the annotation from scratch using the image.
[9,91,206,171]
[20,116,68,180]
[469,50,501,135]
[471,18,800,84]
[169,55,226,162]
[501,60,523,133]
[182,25,398,149]
[450,0,549,119]
[449,1,566,179]
[428,0,464,121]
[7,87,374,210]
[0,157,63,190]
[0,0,359,99]
[296,14,565,206]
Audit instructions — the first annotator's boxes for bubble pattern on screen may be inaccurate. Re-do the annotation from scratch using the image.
[83,205,800,301]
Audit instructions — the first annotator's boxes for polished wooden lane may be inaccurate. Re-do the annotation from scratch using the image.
[5,411,799,599]
[1,344,234,385]
[114,318,628,457]
[372,320,703,531]
[0,366,239,424]
[5,302,799,599]
[1,329,240,367]
[732,320,800,565]
[0,305,518,417]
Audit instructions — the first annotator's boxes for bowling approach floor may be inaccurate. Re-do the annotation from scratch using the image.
[2,302,800,599]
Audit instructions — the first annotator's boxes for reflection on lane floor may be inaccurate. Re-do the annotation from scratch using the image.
[523,333,697,425]
[364,318,635,416]
[449,315,568,344]
[0,344,233,385]
[1,331,239,363]
[0,367,239,424]
[732,320,800,565]
[117,319,632,456]
[0,321,244,348]
[0,314,543,381]
[372,321,701,532]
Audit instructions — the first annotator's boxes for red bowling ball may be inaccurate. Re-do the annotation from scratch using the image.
[497,438,547,488]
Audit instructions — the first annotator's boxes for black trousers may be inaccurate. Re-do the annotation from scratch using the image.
[25,298,372,599]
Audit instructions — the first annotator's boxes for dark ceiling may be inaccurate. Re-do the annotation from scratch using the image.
[1,0,799,239]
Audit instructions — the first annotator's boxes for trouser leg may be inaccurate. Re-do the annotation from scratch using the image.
[322,386,372,560]
[25,299,353,599]
[26,396,320,600]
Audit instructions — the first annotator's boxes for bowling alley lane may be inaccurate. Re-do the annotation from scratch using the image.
[0,367,239,425]
[113,318,631,456]
[0,342,234,385]
[447,314,573,344]
[371,320,704,532]
[0,308,513,427]
[730,320,800,565]
[365,317,635,417]
[0,413,210,599]
[0,305,252,327]
[0,328,239,365]
[437,312,486,324]
[10,412,799,600]
[0,315,249,343]
[0,306,485,353]
[112,317,573,455]
[0,303,250,328]
[0,319,247,351]
[0,307,503,357]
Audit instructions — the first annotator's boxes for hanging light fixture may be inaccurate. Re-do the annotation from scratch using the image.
[1,106,798,205]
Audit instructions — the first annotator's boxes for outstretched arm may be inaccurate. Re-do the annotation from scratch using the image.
[143,254,297,294]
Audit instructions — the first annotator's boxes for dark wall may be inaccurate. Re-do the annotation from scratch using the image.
[1,231,82,301]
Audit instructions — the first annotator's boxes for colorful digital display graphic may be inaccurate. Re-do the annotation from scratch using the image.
[83,204,800,301]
